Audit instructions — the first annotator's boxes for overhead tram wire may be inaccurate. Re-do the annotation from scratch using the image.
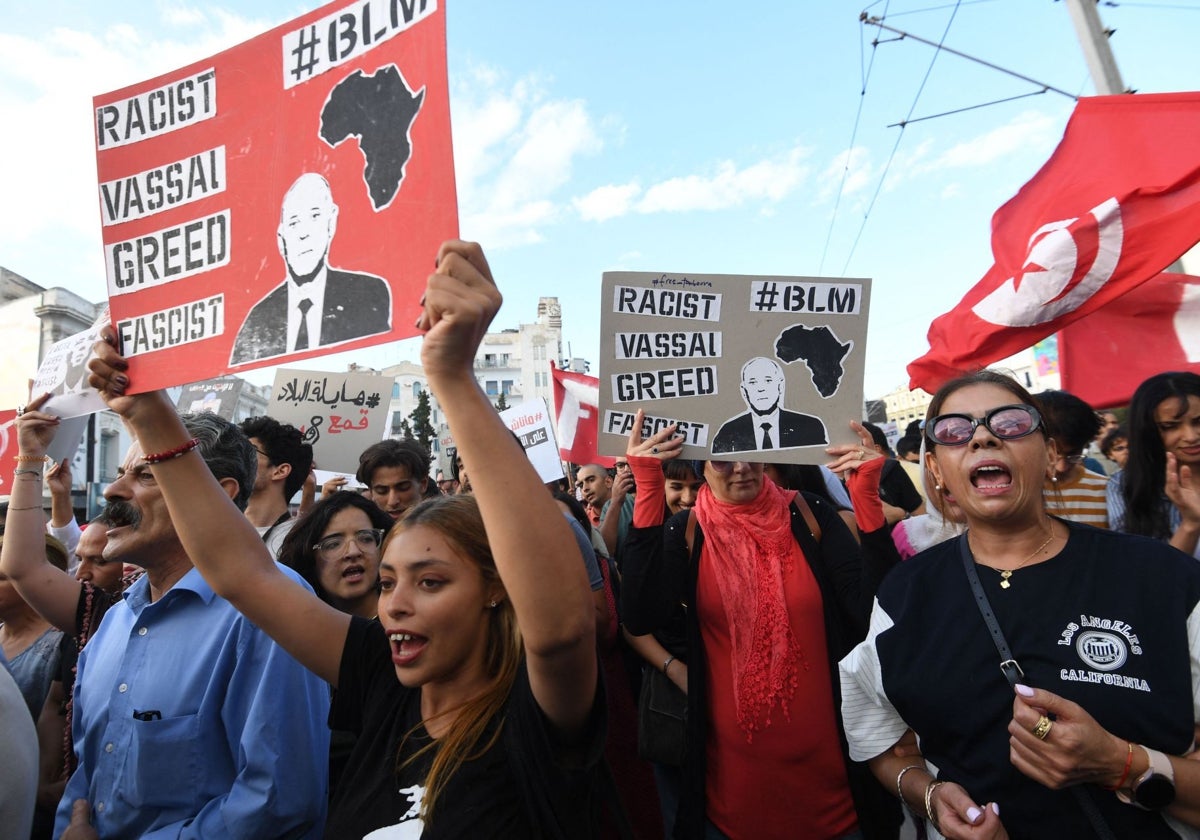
[840,1,964,276]
[818,1,891,274]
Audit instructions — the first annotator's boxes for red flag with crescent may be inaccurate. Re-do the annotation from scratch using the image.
[550,362,614,468]
[908,92,1200,393]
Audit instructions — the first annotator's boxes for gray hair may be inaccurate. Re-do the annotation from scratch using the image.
[181,412,256,511]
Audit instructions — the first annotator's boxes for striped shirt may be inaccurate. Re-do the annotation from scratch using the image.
[1044,469,1109,528]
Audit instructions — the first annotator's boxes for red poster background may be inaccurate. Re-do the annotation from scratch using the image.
[93,0,457,393]
[0,410,18,498]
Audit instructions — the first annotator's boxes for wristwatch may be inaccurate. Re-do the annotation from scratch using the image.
[1117,746,1176,811]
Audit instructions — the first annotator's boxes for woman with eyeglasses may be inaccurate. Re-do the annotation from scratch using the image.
[839,370,1200,839]
[1108,372,1200,559]
[85,241,605,838]
[620,411,900,839]
[278,492,393,620]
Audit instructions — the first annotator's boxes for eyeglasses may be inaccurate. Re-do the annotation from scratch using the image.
[926,405,1042,447]
[313,528,385,555]
[1059,452,1087,466]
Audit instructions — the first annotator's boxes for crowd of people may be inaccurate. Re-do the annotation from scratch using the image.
[1,240,1199,839]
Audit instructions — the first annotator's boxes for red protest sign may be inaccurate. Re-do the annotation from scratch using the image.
[93,0,457,393]
[0,410,17,498]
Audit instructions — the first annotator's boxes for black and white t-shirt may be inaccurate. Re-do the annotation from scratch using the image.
[840,522,1200,839]
[326,617,606,839]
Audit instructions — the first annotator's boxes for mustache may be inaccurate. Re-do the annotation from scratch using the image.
[100,501,141,530]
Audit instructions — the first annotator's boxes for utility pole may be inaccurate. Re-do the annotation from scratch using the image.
[1062,0,1127,95]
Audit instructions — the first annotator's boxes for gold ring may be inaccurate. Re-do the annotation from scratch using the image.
[1031,715,1053,740]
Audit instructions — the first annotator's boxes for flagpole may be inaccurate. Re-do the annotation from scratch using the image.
[1062,0,1127,96]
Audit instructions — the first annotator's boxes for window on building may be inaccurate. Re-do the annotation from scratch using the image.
[392,411,405,433]
[412,382,422,400]
[392,382,400,398]
[485,380,499,396]
[502,380,514,395]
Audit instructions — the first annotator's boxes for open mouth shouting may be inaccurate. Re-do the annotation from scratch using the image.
[388,631,429,667]
[969,461,1013,494]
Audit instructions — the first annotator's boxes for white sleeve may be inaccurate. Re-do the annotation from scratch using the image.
[839,597,911,762]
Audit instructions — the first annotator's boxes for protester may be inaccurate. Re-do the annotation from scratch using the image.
[278,491,392,619]
[0,649,39,839]
[1108,371,1200,558]
[85,240,605,837]
[860,421,926,526]
[1101,425,1129,471]
[0,535,67,718]
[240,415,313,558]
[5,394,330,839]
[840,370,1200,838]
[1037,389,1109,527]
[621,409,900,839]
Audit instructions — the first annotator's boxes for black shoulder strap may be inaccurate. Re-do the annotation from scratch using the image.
[261,510,293,544]
[959,534,1116,840]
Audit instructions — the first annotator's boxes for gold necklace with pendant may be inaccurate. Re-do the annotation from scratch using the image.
[973,526,1056,589]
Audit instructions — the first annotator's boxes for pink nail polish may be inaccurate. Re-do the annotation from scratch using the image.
[991,802,1000,815]
[1015,683,1035,697]
[966,806,982,823]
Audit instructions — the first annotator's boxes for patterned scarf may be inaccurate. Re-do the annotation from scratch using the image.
[695,479,809,739]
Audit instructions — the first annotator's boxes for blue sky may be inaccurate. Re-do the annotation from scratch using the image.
[2,0,1198,397]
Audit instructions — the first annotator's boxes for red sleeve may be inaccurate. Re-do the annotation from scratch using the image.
[629,455,666,528]
[846,457,886,533]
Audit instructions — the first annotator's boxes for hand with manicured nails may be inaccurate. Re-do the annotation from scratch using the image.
[1009,683,1128,790]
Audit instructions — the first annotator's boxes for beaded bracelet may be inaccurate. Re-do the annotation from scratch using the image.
[924,780,947,833]
[14,454,49,463]
[143,438,200,464]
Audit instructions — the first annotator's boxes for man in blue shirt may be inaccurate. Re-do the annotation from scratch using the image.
[54,411,329,839]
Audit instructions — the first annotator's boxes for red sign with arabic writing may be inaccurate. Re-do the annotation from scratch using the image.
[93,0,457,393]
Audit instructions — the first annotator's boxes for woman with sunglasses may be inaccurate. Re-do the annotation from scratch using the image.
[1108,372,1200,558]
[620,411,900,839]
[840,370,1200,839]
[85,241,605,838]
[278,492,393,620]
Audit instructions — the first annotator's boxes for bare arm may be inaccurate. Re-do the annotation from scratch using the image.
[624,629,687,694]
[599,471,632,557]
[1166,456,1200,556]
[86,351,349,687]
[35,681,67,812]
[0,399,84,633]
[419,241,596,738]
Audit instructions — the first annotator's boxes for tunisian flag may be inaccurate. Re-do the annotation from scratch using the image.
[550,362,614,468]
[908,92,1200,393]
[1059,272,1200,409]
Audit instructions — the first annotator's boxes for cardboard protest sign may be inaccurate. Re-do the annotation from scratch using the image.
[499,398,565,484]
[32,324,109,419]
[175,377,247,420]
[598,272,870,464]
[93,0,457,393]
[269,367,389,474]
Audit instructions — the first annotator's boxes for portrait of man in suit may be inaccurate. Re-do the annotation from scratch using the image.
[711,356,827,454]
[230,173,392,365]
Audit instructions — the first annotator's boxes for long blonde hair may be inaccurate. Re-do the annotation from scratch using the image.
[383,494,522,824]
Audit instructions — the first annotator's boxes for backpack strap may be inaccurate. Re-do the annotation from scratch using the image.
[794,493,822,544]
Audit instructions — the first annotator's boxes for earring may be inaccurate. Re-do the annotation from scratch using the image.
[934,483,942,491]
[488,600,498,608]
[1051,474,1058,483]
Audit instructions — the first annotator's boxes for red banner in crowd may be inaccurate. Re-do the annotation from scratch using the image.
[0,410,17,498]
[908,92,1200,393]
[93,0,457,393]
[1059,272,1200,409]
[551,362,614,468]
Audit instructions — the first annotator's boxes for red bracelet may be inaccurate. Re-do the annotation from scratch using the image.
[142,438,200,464]
[1104,741,1135,791]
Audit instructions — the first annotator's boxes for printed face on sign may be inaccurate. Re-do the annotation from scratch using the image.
[740,357,784,415]
[278,173,337,280]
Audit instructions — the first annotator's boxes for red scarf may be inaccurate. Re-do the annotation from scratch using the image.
[695,479,810,739]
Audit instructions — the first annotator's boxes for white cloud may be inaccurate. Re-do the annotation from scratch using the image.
[636,147,810,214]
[934,110,1059,169]
[573,182,641,222]
[816,145,873,203]
[452,66,604,247]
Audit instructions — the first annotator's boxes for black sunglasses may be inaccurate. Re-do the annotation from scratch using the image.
[926,404,1042,447]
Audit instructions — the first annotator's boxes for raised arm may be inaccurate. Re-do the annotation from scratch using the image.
[86,350,349,686]
[419,240,596,737]
[0,397,85,633]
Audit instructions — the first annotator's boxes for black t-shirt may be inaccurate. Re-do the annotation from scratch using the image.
[870,523,1200,839]
[326,617,606,839]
